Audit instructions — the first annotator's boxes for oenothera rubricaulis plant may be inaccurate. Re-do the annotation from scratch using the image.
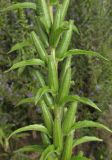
[3,0,111,159]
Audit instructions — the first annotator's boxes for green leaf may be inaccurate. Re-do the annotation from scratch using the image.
[1,2,37,11]
[48,53,59,94]
[41,133,51,146]
[40,100,53,135]
[61,0,70,21]
[71,120,112,133]
[73,25,79,34]
[73,136,102,148]
[14,145,44,153]
[16,97,34,106]
[40,0,51,29]
[0,128,5,146]
[5,59,45,72]
[60,49,108,60]
[62,101,77,134]
[58,57,71,103]
[50,0,58,5]
[8,124,49,140]
[71,153,91,160]
[40,145,55,160]
[40,16,49,33]
[61,132,74,160]
[56,20,74,58]
[53,117,63,151]
[8,40,31,53]
[31,70,54,109]
[52,4,61,31]
[30,31,48,62]
[50,22,69,47]
[35,17,49,47]
[61,95,101,111]
[35,86,52,105]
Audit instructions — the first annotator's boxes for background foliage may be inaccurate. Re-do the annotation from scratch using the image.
[0,0,112,159]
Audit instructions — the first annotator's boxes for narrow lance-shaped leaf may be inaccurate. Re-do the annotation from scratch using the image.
[61,0,70,21]
[61,132,74,160]
[56,20,74,58]
[35,17,49,47]
[50,22,69,47]
[58,57,71,103]
[40,0,51,29]
[73,136,103,148]
[39,16,50,33]
[54,108,63,151]
[62,101,78,134]
[30,70,53,108]
[53,117,63,151]
[41,133,51,146]
[35,86,52,105]
[30,31,48,62]
[14,145,44,153]
[59,56,71,86]
[61,95,101,111]
[40,145,55,160]
[1,2,37,11]
[16,97,34,107]
[40,100,53,135]
[48,53,58,94]
[50,0,58,5]
[73,24,79,34]
[71,153,90,160]
[52,5,62,31]
[5,59,45,72]
[8,124,49,140]
[60,49,108,61]
[71,120,112,133]
[8,40,31,53]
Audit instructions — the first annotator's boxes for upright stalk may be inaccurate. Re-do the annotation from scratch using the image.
[4,1,112,160]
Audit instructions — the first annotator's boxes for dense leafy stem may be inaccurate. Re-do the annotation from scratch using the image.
[4,0,111,159]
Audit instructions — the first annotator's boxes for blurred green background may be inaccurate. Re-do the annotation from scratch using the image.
[0,0,112,159]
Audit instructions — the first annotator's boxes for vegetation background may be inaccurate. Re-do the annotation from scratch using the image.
[0,0,112,159]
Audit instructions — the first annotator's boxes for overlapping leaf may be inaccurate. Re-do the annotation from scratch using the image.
[35,86,52,105]
[73,136,102,148]
[8,40,31,53]
[1,2,37,11]
[16,97,34,106]
[59,49,108,60]
[71,120,112,133]
[8,124,49,140]
[14,145,44,153]
[5,59,45,72]
[40,145,55,160]
[61,95,101,111]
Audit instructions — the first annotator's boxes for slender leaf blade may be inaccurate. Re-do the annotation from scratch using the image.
[35,86,52,105]
[61,0,70,21]
[30,31,48,62]
[61,95,101,111]
[61,49,108,61]
[40,145,55,160]
[8,124,49,140]
[16,97,34,106]
[1,2,37,11]
[73,136,102,148]
[40,100,53,135]
[5,59,45,72]
[8,40,31,53]
[40,0,51,29]
[14,145,44,153]
[71,120,112,133]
